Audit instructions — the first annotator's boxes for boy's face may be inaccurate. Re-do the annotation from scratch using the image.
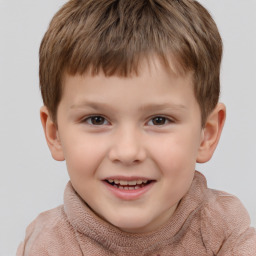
[54,58,205,233]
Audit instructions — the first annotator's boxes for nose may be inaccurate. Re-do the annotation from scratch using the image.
[108,126,146,165]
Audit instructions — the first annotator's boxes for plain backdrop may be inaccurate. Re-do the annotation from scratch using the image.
[0,0,256,255]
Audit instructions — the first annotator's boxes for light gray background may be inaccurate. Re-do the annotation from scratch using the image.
[0,0,255,255]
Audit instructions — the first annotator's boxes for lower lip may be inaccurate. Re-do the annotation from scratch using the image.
[103,181,155,201]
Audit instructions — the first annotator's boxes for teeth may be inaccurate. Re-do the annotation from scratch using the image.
[107,179,149,185]
[127,180,137,186]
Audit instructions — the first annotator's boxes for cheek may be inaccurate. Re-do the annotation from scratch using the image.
[61,134,108,178]
[151,134,199,203]
[150,132,200,175]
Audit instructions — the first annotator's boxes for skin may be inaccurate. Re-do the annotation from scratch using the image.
[41,57,226,233]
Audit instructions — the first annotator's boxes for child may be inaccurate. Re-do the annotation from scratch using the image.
[17,0,256,255]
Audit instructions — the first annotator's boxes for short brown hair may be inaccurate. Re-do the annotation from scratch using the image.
[39,0,222,125]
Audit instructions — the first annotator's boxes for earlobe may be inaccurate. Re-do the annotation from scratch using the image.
[196,103,226,163]
[40,106,65,161]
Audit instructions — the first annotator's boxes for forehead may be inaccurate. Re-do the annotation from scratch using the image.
[61,56,196,111]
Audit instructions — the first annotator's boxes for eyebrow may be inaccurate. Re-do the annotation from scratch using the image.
[138,103,187,112]
[70,101,115,111]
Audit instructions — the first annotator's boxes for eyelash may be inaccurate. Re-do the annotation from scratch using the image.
[82,115,173,126]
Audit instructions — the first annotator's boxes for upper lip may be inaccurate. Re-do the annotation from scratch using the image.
[103,176,154,182]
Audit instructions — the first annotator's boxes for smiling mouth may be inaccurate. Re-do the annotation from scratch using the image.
[104,179,153,190]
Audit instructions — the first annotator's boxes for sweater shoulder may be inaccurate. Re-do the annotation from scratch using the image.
[26,205,72,240]
[200,189,256,255]
[17,205,82,256]
[201,189,250,229]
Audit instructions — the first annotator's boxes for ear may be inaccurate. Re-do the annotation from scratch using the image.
[196,103,226,163]
[40,106,65,161]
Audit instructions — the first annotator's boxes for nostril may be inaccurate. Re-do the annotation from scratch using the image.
[108,147,147,165]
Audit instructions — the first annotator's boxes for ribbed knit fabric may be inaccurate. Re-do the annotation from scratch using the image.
[17,171,256,255]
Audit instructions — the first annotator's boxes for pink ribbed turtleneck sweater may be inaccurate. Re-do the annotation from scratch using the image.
[17,172,256,255]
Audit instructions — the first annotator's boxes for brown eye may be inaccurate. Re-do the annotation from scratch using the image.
[150,117,167,125]
[86,116,108,125]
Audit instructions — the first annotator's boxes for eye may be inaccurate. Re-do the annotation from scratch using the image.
[84,116,109,126]
[147,116,171,126]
